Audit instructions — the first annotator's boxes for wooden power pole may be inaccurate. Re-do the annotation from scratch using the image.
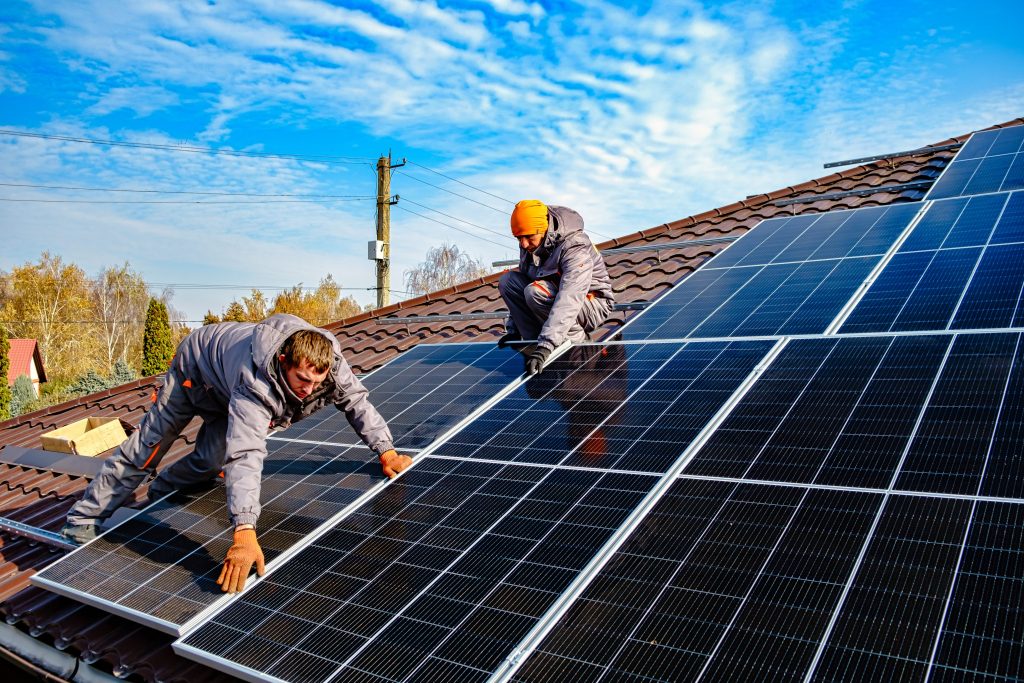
[372,154,404,309]
[375,155,391,309]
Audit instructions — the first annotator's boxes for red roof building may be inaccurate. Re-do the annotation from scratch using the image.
[5,339,46,398]
[0,117,1019,682]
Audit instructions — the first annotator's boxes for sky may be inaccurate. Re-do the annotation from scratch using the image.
[1,0,1022,321]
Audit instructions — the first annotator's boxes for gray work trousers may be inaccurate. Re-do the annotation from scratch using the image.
[498,270,611,344]
[66,365,228,527]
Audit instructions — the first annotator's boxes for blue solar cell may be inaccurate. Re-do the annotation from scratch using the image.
[927,125,1024,199]
[951,243,1024,330]
[990,191,1024,244]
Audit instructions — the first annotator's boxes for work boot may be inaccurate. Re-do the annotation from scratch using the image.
[60,522,99,546]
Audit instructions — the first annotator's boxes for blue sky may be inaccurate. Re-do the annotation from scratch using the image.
[1,0,1022,320]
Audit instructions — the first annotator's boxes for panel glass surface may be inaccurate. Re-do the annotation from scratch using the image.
[623,203,920,340]
[34,442,384,633]
[841,191,1024,333]
[178,458,658,683]
[434,340,774,472]
[513,480,883,682]
[281,343,525,447]
[685,332,1024,496]
[927,125,1024,200]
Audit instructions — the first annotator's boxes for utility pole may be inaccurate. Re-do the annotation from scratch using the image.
[372,154,403,309]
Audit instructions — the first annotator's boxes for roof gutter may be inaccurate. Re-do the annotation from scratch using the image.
[0,623,120,683]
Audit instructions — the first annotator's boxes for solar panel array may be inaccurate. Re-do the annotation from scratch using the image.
[621,203,920,340]
[176,339,777,681]
[34,123,1024,681]
[33,343,527,634]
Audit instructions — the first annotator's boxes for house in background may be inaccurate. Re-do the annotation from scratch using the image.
[5,338,46,399]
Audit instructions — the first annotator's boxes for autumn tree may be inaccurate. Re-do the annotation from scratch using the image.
[0,326,10,421]
[0,252,100,382]
[93,262,149,372]
[223,301,247,322]
[141,298,174,376]
[404,243,491,295]
[241,289,268,321]
[269,275,361,326]
[202,311,221,326]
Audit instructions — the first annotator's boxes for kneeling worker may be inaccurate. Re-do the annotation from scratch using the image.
[62,313,412,593]
[498,200,615,374]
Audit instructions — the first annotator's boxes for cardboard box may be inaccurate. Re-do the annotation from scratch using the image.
[41,417,127,456]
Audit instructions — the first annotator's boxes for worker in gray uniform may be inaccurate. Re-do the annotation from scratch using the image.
[61,313,412,593]
[497,199,615,373]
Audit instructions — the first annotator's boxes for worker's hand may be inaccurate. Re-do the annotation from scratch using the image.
[380,449,413,479]
[525,346,552,375]
[497,332,521,349]
[217,527,265,594]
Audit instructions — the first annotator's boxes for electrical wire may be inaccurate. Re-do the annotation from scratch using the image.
[0,197,373,204]
[0,129,376,164]
[398,197,509,240]
[395,171,509,213]
[0,182,375,199]
[406,160,515,205]
[393,205,509,250]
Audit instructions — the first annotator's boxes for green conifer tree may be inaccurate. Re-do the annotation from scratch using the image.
[141,298,175,377]
[0,327,11,421]
[10,375,35,417]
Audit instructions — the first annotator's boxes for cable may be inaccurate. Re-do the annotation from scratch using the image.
[398,197,510,240]
[406,160,515,205]
[0,197,373,204]
[393,205,509,250]
[0,182,374,199]
[396,171,509,213]
[0,129,375,164]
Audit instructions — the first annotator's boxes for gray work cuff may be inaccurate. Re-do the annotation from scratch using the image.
[232,512,259,527]
[373,443,396,456]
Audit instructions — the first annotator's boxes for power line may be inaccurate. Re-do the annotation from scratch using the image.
[395,171,509,213]
[405,160,515,205]
[393,205,509,250]
[0,182,374,199]
[0,197,373,205]
[0,129,376,164]
[146,283,411,292]
[398,197,510,241]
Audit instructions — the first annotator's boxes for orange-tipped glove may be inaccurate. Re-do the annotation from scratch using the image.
[380,449,413,479]
[217,527,265,593]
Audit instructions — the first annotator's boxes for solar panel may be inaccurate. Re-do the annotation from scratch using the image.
[840,192,1024,333]
[32,442,391,634]
[177,459,660,682]
[275,343,525,448]
[32,343,527,634]
[621,203,921,340]
[435,340,775,472]
[174,339,779,680]
[927,124,1024,200]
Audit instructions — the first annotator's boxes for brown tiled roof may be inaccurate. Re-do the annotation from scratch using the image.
[0,117,1020,681]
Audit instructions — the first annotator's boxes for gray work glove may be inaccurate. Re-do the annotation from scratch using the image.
[497,332,521,349]
[525,346,552,375]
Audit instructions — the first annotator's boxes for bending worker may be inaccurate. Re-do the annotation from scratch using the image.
[61,313,412,593]
[498,199,615,374]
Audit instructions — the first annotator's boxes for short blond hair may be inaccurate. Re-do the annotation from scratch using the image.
[280,330,333,372]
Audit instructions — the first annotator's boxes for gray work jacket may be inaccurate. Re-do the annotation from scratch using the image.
[517,205,615,350]
[174,314,393,526]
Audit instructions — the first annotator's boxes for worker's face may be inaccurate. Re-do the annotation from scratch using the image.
[517,233,545,253]
[280,357,330,399]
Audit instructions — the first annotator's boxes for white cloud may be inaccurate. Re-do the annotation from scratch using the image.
[5,0,1023,318]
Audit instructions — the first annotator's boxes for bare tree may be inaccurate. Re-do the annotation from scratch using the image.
[92,262,149,372]
[404,243,491,296]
